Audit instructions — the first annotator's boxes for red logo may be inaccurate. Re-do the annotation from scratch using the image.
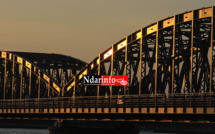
[101,75,128,86]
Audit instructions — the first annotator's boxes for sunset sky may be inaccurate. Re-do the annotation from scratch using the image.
[1,0,215,62]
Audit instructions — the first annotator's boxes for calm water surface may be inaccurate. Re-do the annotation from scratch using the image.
[0,128,175,134]
[0,128,48,134]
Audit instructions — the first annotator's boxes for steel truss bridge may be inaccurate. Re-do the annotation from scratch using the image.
[0,6,215,132]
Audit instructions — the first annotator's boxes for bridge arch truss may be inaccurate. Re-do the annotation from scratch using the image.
[64,6,215,98]
[0,51,86,99]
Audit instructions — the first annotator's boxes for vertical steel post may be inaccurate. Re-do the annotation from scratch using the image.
[38,70,40,99]
[70,69,73,79]
[209,7,214,107]
[20,60,23,99]
[124,37,128,95]
[73,77,76,98]
[3,56,7,100]
[97,55,101,98]
[51,69,55,96]
[155,22,159,95]
[29,66,31,96]
[183,74,185,92]
[172,16,176,94]
[12,55,15,99]
[84,69,88,97]
[48,80,50,97]
[116,96,118,113]
[190,11,194,98]
[139,29,143,95]
[61,69,63,86]
[210,7,214,95]
[110,45,114,98]
[61,69,64,96]
[52,69,55,79]
[62,87,64,97]
[84,85,87,97]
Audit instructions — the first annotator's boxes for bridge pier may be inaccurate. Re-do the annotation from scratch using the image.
[115,122,140,134]
[48,120,70,134]
[48,120,140,134]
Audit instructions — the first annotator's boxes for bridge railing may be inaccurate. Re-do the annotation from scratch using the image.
[0,93,213,113]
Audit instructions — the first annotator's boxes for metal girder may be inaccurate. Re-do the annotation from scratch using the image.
[39,6,215,99]
[8,51,86,88]
[0,52,68,99]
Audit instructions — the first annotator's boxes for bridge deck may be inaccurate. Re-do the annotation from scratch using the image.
[0,93,214,115]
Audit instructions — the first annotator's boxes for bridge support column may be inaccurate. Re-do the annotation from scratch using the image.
[48,120,140,134]
[115,122,140,134]
[48,120,69,134]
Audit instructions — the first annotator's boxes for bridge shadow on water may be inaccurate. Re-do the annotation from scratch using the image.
[49,127,139,134]
[48,121,140,134]
[48,121,215,134]
[0,120,214,134]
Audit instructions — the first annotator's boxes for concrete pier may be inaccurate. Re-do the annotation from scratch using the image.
[48,120,139,134]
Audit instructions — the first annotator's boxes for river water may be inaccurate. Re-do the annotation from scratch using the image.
[0,128,49,134]
[0,128,174,134]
